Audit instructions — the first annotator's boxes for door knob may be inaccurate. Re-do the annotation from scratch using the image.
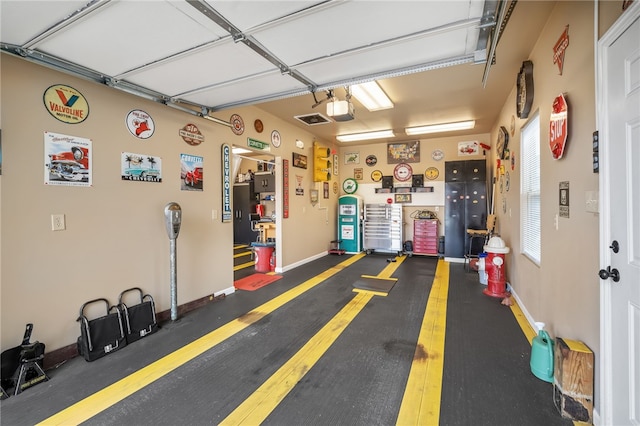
[609,240,619,253]
[598,266,620,282]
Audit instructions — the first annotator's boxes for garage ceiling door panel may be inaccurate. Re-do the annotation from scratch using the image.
[249,1,479,65]
[204,0,327,32]
[33,1,227,76]
[296,29,470,86]
[180,71,308,108]
[123,40,278,97]
[0,1,90,45]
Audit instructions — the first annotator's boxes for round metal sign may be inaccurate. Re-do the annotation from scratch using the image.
[126,110,155,139]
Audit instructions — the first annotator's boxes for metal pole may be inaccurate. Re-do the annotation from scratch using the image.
[169,237,178,321]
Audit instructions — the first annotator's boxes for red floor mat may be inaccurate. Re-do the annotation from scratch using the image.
[234,273,282,291]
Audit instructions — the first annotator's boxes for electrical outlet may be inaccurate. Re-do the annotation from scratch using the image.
[51,214,66,231]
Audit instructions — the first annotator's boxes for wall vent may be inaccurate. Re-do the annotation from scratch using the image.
[294,113,332,126]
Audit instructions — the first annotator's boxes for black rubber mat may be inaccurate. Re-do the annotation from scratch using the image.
[440,264,573,426]
[351,276,397,294]
[0,257,573,425]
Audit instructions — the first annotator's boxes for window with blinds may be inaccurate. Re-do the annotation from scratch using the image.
[520,112,541,264]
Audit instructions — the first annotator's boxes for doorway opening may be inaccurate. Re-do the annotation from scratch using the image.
[231,145,278,282]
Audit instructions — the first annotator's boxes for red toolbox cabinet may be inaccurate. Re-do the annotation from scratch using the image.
[413,219,439,255]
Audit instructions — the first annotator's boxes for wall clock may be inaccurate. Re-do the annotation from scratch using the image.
[371,170,383,182]
[497,126,509,160]
[393,163,413,181]
[516,60,534,119]
[230,114,244,135]
[270,129,281,148]
[425,167,439,180]
[342,178,358,194]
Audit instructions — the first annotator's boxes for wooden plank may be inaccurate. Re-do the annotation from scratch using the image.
[553,337,594,423]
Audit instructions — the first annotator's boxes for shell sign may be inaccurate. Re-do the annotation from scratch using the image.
[549,93,568,160]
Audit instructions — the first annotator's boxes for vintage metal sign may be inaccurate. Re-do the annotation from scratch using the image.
[121,152,162,182]
[126,109,155,139]
[44,132,92,186]
[553,25,570,75]
[221,144,232,222]
[549,93,569,159]
[43,84,89,124]
[247,137,270,152]
[179,123,204,146]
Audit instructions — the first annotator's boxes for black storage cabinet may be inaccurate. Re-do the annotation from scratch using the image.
[233,183,259,244]
[444,160,488,258]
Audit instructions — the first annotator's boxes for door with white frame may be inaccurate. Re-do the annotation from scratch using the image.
[598,4,640,424]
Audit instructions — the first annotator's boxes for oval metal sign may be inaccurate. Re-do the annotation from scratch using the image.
[43,84,89,124]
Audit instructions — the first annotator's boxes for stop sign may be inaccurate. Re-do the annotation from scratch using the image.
[549,93,568,159]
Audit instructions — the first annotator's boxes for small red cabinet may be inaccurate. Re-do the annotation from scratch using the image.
[413,219,439,255]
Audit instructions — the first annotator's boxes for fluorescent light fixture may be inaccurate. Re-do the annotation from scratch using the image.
[351,81,394,111]
[336,130,395,142]
[232,147,252,154]
[405,120,475,136]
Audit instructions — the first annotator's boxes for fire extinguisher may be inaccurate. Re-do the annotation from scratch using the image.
[269,250,276,272]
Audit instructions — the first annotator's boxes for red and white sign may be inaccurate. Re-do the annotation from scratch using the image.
[553,25,570,75]
[179,123,204,146]
[549,93,568,160]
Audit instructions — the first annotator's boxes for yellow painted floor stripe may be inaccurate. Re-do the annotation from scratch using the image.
[38,253,366,426]
[219,290,375,425]
[396,258,449,426]
[221,253,405,425]
[234,244,249,249]
[233,251,252,259]
[509,295,536,345]
[375,255,406,279]
[233,260,255,271]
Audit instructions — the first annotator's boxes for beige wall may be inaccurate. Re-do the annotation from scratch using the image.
[337,134,490,238]
[493,1,599,357]
[0,54,337,351]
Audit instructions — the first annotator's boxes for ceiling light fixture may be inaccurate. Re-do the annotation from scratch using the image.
[232,147,252,154]
[351,81,394,111]
[405,120,476,136]
[336,130,395,143]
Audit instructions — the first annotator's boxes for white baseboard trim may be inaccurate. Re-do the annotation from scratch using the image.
[215,286,235,297]
[279,250,328,273]
[444,257,465,263]
[506,283,537,331]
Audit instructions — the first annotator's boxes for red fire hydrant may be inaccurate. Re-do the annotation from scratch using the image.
[483,236,510,298]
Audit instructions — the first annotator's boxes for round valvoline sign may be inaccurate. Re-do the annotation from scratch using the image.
[43,84,89,124]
